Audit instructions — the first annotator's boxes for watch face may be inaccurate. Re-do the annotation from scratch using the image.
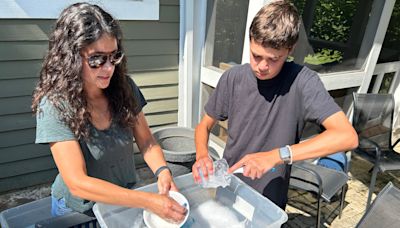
[279,147,291,163]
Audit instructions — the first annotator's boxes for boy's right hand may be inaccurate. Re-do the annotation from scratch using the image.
[192,156,214,184]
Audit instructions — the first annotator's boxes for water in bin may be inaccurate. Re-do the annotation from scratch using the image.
[93,173,287,228]
[143,159,241,227]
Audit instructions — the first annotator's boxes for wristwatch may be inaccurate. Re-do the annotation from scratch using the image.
[279,146,291,164]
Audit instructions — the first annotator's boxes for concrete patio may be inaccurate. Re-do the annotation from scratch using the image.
[1,149,400,227]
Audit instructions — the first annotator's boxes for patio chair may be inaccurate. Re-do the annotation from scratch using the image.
[289,161,349,228]
[356,181,400,228]
[352,92,400,209]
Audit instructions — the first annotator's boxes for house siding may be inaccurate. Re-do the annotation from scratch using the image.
[0,0,180,193]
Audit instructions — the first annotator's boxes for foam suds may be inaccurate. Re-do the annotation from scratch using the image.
[189,200,246,228]
[142,199,246,228]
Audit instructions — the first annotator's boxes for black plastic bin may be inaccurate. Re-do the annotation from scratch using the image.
[152,126,220,177]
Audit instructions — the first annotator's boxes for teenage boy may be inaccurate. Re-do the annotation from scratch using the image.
[192,1,358,209]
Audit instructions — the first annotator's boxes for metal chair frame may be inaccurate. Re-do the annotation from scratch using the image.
[352,92,400,209]
[290,161,348,228]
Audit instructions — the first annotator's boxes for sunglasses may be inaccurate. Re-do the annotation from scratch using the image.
[86,51,124,68]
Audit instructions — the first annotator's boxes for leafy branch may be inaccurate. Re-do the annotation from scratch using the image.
[304,49,343,65]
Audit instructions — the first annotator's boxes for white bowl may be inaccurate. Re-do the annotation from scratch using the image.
[143,191,190,228]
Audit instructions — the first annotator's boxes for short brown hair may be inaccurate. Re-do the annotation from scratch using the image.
[249,0,300,49]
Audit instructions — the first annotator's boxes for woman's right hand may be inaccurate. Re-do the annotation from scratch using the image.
[147,193,187,223]
[192,155,214,184]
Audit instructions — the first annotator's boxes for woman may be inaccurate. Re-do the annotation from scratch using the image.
[31,2,186,222]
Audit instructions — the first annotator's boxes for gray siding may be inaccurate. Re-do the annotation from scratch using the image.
[0,0,180,193]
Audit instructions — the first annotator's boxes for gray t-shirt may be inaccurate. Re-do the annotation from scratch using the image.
[35,77,146,213]
[205,62,341,207]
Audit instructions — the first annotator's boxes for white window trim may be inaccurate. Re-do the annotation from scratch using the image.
[0,0,159,20]
[357,0,396,93]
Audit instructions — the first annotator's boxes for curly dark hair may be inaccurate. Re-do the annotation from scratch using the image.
[32,2,139,140]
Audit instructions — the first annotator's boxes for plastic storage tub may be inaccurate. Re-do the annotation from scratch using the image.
[93,173,288,228]
[0,197,52,228]
[0,197,97,228]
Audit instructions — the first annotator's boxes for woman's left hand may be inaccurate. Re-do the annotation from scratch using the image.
[157,169,178,194]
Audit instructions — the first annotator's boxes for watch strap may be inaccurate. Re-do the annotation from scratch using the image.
[154,165,172,178]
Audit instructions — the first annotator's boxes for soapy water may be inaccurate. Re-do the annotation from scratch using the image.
[136,199,247,228]
[184,199,247,228]
[136,158,280,227]
[190,200,247,228]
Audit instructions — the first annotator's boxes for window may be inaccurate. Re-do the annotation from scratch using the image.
[0,0,159,20]
[378,0,400,63]
[204,0,249,69]
[200,0,394,94]
[379,73,396,94]
[291,0,372,74]
[368,72,396,94]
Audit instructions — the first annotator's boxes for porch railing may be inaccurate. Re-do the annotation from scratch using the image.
[373,61,400,140]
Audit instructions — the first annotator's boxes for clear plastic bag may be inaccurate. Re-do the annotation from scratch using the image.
[198,158,232,188]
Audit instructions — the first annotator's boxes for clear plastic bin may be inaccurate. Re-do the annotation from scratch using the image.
[93,173,287,228]
[0,197,52,228]
[0,197,97,228]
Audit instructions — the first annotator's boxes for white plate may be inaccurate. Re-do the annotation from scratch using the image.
[143,191,190,228]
